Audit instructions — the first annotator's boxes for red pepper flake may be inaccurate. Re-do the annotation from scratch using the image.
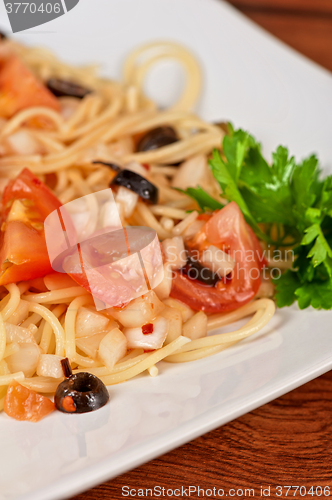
[32,178,42,186]
[62,396,76,413]
[142,323,154,335]
[142,163,150,171]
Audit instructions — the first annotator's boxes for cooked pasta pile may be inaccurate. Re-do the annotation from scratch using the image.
[0,39,275,411]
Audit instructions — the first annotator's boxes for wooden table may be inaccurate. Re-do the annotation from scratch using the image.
[72,2,332,498]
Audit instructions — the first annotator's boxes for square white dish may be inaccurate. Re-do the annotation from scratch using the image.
[0,0,332,499]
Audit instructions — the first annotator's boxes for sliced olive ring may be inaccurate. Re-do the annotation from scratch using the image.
[180,253,221,287]
[46,78,92,99]
[92,160,121,172]
[111,169,159,204]
[137,126,179,153]
[55,359,109,414]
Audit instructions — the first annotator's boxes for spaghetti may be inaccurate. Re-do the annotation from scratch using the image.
[0,39,276,414]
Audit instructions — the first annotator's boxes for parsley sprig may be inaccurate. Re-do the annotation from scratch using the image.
[180,125,332,310]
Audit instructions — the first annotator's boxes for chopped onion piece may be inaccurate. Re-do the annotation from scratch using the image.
[98,328,127,371]
[171,154,208,190]
[201,245,235,277]
[161,236,186,270]
[109,291,164,328]
[182,311,208,340]
[5,323,36,344]
[37,354,63,378]
[6,129,41,156]
[75,307,110,338]
[154,263,172,300]
[115,186,139,218]
[6,343,40,378]
[163,297,194,322]
[124,316,168,350]
[76,331,108,360]
[160,306,182,345]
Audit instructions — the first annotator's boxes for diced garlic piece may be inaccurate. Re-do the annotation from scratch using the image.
[163,298,195,323]
[182,311,208,340]
[6,343,40,377]
[160,306,182,345]
[201,245,235,277]
[154,263,172,300]
[109,291,164,328]
[98,328,127,371]
[161,236,186,270]
[171,154,208,190]
[5,301,29,325]
[115,186,139,218]
[75,307,110,338]
[37,354,63,378]
[5,323,36,344]
[123,316,168,350]
[76,331,109,359]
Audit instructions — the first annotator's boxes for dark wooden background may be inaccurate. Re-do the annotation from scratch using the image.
[72,1,332,498]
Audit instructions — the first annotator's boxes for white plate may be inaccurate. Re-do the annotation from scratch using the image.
[1,1,332,499]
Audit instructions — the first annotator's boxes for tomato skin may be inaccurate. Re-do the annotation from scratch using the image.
[170,202,263,313]
[0,168,62,285]
[0,55,59,118]
[4,381,55,422]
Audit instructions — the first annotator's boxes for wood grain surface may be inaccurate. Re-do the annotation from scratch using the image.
[71,2,332,499]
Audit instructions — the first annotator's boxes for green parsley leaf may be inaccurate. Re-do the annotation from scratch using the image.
[175,186,223,212]
[209,148,269,242]
[295,280,332,310]
[179,124,332,310]
[273,270,301,307]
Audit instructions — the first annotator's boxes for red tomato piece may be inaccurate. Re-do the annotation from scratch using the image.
[4,381,55,422]
[0,54,60,118]
[0,168,62,285]
[170,202,264,313]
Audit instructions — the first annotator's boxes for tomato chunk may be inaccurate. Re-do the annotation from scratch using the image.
[0,168,62,285]
[4,381,55,422]
[170,202,264,313]
[0,54,59,118]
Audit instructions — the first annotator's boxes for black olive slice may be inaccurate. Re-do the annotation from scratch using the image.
[111,169,159,204]
[55,372,109,414]
[180,253,221,287]
[46,78,92,99]
[92,160,121,172]
[137,126,179,153]
[54,359,109,414]
[0,32,7,41]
